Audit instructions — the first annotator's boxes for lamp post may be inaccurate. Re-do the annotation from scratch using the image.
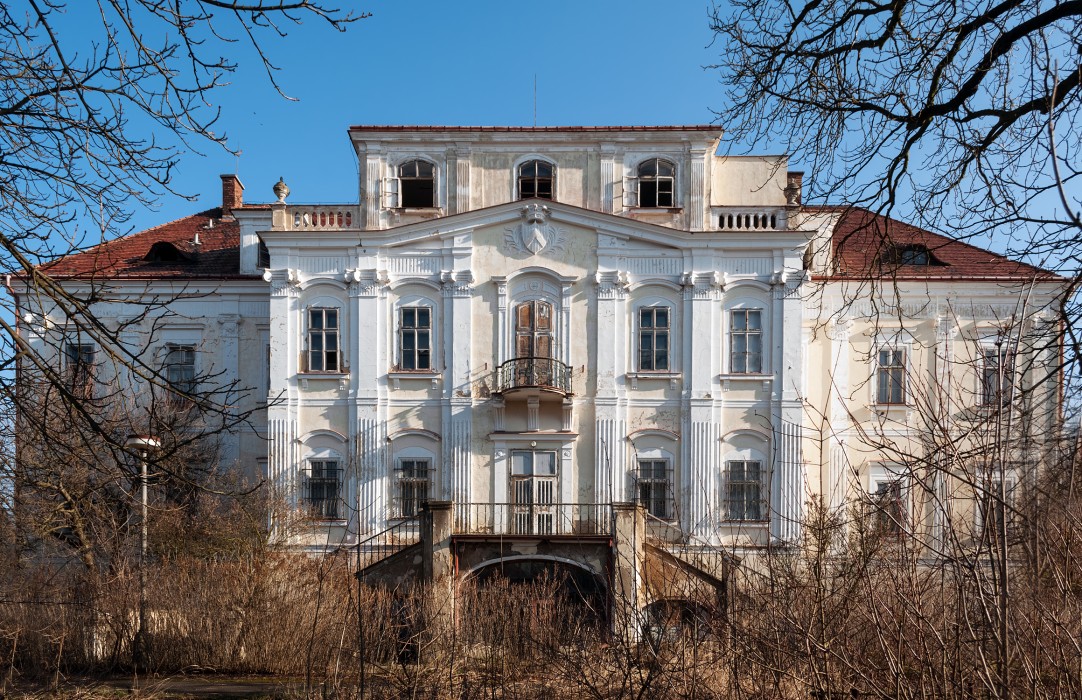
[125,434,160,672]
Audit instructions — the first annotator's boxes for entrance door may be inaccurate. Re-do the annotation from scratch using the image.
[511,450,557,534]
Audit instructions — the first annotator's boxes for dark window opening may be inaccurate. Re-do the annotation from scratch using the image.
[144,241,193,263]
[257,238,270,269]
[518,160,554,200]
[399,160,436,208]
[637,158,676,208]
[881,243,942,267]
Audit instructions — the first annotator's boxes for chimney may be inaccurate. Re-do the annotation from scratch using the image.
[221,174,244,218]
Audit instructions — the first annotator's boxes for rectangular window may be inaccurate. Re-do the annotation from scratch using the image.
[638,307,670,371]
[306,459,341,519]
[65,343,96,398]
[730,310,763,374]
[876,348,906,404]
[981,346,1014,406]
[510,450,557,535]
[868,479,905,537]
[725,460,763,521]
[164,343,197,395]
[307,308,340,372]
[979,476,1017,544]
[395,459,430,518]
[399,307,432,371]
[636,459,672,519]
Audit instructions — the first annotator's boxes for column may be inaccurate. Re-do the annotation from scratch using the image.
[595,271,628,503]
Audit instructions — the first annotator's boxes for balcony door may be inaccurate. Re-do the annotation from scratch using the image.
[515,300,554,386]
[511,450,557,535]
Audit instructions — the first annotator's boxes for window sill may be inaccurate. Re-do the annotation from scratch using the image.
[719,374,772,391]
[627,372,681,389]
[299,372,349,391]
[389,370,441,390]
[629,207,683,214]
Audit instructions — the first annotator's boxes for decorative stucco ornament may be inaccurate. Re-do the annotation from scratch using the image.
[273,177,290,203]
[504,203,568,256]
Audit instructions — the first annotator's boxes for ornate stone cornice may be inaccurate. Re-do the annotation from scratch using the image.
[682,271,723,300]
[345,268,389,297]
[595,270,630,299]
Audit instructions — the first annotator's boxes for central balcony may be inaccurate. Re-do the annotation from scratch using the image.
[494,357,572,397]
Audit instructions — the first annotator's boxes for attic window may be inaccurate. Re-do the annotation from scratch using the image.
[144,242,193,263]
[881,244,942,267]
[257,238,270,269]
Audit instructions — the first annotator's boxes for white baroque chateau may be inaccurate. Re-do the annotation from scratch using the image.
[26,126,1063,588]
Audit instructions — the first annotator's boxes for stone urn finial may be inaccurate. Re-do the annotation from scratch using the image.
[273,177,290,203]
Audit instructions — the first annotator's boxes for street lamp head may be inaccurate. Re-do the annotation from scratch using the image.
[125,434,161,454]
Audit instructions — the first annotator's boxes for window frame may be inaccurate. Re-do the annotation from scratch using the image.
[65,342,96,399]
[637,306,671,372]
[729,308,764,375]
[394,458,431,519]
[979,339,1016,407]
[724,460,765,521]
[305,306,341,374]
[163,342,197,400]
[867,467,908,538]
[875,346,908,406]
[636,458,674,520]
[397,306,433,372]
[636,158,677,209]
[305,458,342,520]
[397,158,437,209]
[517,159,555,201]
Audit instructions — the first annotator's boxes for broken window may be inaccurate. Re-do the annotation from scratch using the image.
[637,158,675,208]
[518,160,554,200]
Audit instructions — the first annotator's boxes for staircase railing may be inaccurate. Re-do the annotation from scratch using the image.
[356,517,421,574]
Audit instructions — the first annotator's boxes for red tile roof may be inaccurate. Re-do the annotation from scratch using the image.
[816,206,1061,282]
[39,208,253,280]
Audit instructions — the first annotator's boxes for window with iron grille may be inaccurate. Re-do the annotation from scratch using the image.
[65,343,96,398]
[306,460,341,519]
[636,459,673,519]
[980,344,1015,406]
[399,159,435,208]
[395,459,430,518]
[876,348,906,404]
[730,309,763,374]
[725,460,763,521]
[399,307,432,371]
[868,479,906,537]
[164,343,196,397]
[637,158,675,208]
[518,160,554,200]
[307,308,340,372]
[638,307,670,372]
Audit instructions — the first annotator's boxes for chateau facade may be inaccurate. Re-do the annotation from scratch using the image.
[27,125,1063,561]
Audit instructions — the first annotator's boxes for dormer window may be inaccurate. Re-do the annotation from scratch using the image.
[398,160,436,208]
[880,244,941,267]
[518,160,554,200]
[144,241,193,263]
[637,158,676,208]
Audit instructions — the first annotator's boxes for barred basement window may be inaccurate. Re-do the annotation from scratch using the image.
[730,309,763,374]
[399,307,432,371]
[307,308,340,372]
[638,307,670,372]
[725,460,763,521]
[636,459,673,519]
[306,460,341,519]
[395,459,430,518]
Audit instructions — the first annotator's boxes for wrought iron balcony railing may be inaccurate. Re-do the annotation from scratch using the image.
[495,356,572,394]
[456,503,612,537]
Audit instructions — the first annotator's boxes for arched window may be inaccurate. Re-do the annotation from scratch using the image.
[398,159,435,208]
[637,158,675,208]
[518,160,554,200]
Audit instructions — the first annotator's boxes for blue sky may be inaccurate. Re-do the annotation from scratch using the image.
[122,1,728,235]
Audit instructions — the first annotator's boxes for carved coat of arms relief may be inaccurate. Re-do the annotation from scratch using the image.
[504,203,568,256]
